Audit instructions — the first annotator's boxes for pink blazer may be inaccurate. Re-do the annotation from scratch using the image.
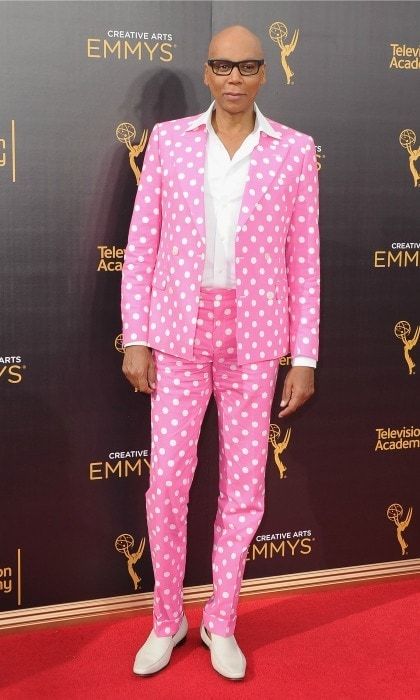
[121,112,320,366]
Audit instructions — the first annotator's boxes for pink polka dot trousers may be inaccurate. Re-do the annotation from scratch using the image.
[146,287,280,637]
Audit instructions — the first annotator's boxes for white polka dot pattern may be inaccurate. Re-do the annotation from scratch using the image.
[121,114,320,364]
[146,288,279,637]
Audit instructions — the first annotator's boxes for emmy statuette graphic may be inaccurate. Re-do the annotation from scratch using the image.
[399,129,420,187]
[268,21,299,85]
[269,424,291,479]
[386,503,412,556]
[116,122,149,185]
[115,533,146,590]
[114,333,125,354]
[394,321,420,375]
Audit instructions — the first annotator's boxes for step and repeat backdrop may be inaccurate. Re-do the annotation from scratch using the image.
[1,1,418,614]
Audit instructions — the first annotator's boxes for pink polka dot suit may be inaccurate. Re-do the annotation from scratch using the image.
[121,113,320,637]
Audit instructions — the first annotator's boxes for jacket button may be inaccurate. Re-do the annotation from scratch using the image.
[172,245,179,255]
[265,253,272,263]
[267,291,275,299]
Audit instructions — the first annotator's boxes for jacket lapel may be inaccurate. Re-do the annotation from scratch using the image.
[178,120,291,241]
[179,126,207,248]
[236,130,291,232]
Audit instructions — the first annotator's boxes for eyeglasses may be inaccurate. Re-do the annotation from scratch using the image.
[207,59,264,76]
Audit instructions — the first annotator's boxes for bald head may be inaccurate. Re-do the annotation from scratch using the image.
[204,25,267,117]
[208,25,264,60]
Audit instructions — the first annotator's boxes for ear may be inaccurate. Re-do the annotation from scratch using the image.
[260,63,267,86]
[203,62,209,86]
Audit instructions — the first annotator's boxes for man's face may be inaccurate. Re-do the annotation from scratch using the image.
[204,33,266,115]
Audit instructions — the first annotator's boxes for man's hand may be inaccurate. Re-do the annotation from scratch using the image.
[122,346,157,394]
[278,366,315,418]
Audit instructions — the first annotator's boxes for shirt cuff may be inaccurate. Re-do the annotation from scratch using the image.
[291,356,317,368]
[123,341,149,348]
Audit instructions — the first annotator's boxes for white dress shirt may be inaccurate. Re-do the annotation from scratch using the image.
[126,101,316,369]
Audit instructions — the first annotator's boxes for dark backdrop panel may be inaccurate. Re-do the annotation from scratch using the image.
[0,1,418,613]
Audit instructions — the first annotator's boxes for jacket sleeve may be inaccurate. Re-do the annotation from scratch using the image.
[121,123,162,346]
[285,136,320,362]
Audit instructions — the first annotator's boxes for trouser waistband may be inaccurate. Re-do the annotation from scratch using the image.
[199,286,236,300]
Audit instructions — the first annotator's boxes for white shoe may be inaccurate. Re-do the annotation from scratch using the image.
[200,623,246,680]
[133,614,188,676]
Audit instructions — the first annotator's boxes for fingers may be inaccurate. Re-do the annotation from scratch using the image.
[280,376,292,409]
[147,361,157,392]
[278,393,304,418]
[122,354,156,394]
[278,368,315,418]
[127,370,153,394]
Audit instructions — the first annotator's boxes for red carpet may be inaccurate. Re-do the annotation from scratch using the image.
[0,576,419,699]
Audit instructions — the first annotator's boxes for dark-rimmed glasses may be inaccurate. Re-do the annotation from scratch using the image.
[207,59,264,76]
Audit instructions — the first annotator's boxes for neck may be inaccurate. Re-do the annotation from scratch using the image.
[211,103,256,136]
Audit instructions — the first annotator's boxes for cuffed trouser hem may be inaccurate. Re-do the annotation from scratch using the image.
[153,611,184,637]
[201,610,237,637]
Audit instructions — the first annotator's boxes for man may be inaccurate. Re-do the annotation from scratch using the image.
[121,25,320,680]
